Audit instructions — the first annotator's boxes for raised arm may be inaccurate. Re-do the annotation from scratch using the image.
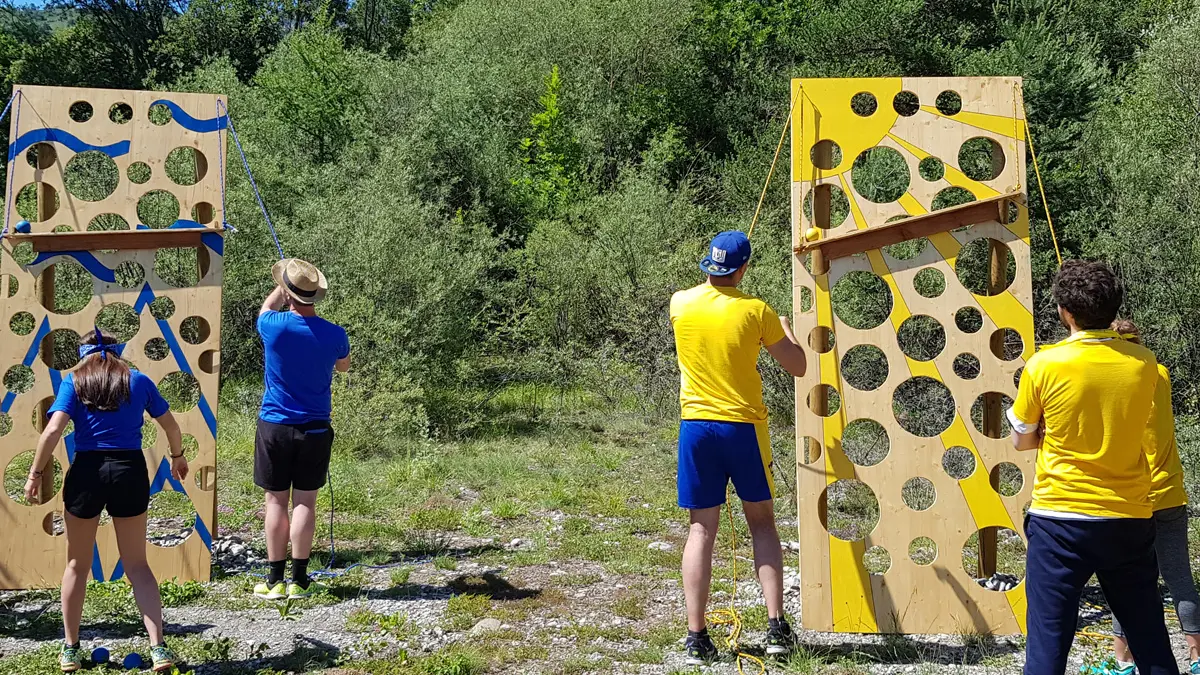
[765,316,807,378]
[260,286,289,315]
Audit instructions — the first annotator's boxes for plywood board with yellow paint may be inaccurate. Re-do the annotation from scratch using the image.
[0,85,225,588]
[791,77,1033,634]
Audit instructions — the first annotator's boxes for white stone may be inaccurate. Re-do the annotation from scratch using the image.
[469,618,503,636]
[648,541,672,551]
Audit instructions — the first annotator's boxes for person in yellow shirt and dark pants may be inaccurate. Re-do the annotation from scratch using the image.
[669,231,808,665]
[1008,261,1176,675]
[1098,320,1200,675]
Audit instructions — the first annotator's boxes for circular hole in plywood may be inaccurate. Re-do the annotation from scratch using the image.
[883,236,928,261]
[953,353,981,379]
[159,372,200,412]
[150,296,176,320]
[109,102,133,124]
[970,393,1014,439]
[4,275,16,297]
[956,307,983,333]
[147,491,194,547]
[918,156,944,181]
[138,190,180,228]
[798,436,821,465]
[808,326,834,353]
[991,462,1024,497]
[40,328,81,371]
[145,337,169,362]
[64,151,120,202]
[843,418,889,467]
[914,268,945,298]
[851,147,910,204]
[148,102,173,126]
[165,147,207,185]
[832,271,892,330]
[10,311,35,336]
[820,479,879,542]
[897,315,945,361]
[810,140,842,170]
[909,537,938,565]
[180,316,211,345]
[992,327,1024,361]
[155,248,200,288]
[956,239,1015,296]
[851,92,878,117]
[128,162,152,184]
[935,91,962,116]
[893,91,919,116]
[802,184,850,229]
[11,242,35,266]
[40,260,93,315]
[69,101,93,122]
[893,377,955,437]
[143,418,157,449]
[181,433,199,461]
[841,344,888,391]
[806,384,841,417]
[195,465,216,492]
[902,477,935,511]
[114,261,145,289]
[959,137,1005,182]
[932,186,976,211]
[5,451,63,505]
[16,182,59,222]
[0,412,10,437]
[43,510,65,536]
[864,546,891,574]
[799,287,813,313]
[25,142,57,169]
[942,446,976,479]
[4,364,33,394]
[95,303,140,343]
[962,527,1026,589]
[191,202,215,225]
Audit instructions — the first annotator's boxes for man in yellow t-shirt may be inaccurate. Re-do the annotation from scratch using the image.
[669,231,807,665]
[1008,261,1175,675]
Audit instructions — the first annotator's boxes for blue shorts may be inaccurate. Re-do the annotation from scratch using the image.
[677,420,775,509]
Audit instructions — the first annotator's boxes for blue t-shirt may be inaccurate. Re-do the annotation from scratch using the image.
[258,310,350,425]
[49,371,170,451]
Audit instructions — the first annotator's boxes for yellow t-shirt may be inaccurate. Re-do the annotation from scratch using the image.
[670,283,786,423]
[1012,329,1158,519]
[1146,365,1188,511]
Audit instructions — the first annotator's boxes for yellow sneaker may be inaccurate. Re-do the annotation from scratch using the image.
[253,581,286,600]
[286,580,323,599]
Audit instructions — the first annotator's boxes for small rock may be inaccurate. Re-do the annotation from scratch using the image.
[509,538,523,548]
[469,618,503,636]
[648,541,672,551]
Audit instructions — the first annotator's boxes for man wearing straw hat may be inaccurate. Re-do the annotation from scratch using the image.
[252,259,350,601]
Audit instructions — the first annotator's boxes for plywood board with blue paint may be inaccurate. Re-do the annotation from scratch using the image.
[0,85,225,588]
[790,77,1034,635]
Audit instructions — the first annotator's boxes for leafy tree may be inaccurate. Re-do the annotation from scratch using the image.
[153,0,283,82]
[512,65,581,223]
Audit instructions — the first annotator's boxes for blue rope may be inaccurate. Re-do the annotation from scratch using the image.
[217,99,285,260]
[2,89,23,239]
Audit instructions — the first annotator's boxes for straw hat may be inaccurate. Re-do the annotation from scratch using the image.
[272,258,328,305]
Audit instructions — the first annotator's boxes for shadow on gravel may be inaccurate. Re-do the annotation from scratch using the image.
[804,633,1023,665]
[187,635,341,675]
[446,572,542,600]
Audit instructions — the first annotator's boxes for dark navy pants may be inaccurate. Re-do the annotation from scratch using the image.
[1024,514,1177,675]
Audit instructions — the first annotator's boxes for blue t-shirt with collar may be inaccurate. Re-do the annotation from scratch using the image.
[49,370,170,451]
[257,310,350,425]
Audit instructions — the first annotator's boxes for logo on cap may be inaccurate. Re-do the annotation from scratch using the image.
[711,247,727,263]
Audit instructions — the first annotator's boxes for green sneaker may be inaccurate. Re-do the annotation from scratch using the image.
[253,581,287,600]
[59,643,81,673]
[287,580,323,599]
[150,644,178,673]
[1080,663,1135,675]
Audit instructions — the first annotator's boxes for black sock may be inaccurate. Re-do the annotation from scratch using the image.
[291,557,309,587]
[268,560,286,585]
[687,628,708,639]
[769,617,789,630]
[64,641,79,649]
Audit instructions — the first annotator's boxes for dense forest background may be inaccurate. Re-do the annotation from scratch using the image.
[1,0,1198,451]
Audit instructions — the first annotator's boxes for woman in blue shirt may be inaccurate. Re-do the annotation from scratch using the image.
[23,329,189,674]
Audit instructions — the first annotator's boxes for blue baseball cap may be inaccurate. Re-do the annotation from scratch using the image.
[700,230,752,276]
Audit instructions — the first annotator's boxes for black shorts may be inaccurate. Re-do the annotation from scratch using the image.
[254,419,334,492]
[63,450,150,519]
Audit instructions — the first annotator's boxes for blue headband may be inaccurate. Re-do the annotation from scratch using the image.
[78,343,126,359]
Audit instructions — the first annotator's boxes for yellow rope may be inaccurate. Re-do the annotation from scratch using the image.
[1022,110,1063,266]
[705,494,767,675]
[747,85,803,239]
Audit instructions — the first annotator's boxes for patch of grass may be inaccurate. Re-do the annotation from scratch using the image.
[409,506,464,531]
[433,555,458,571]
[559,655,612,674]
[159,578,206,607]
[390,566,414,587]
[611,591,646,620]
[347,608,420,640]
[417,646,487,675]
[491,500,526,520]
[0,643,62,675]
[82,581,138,622]
[444,593,492,630]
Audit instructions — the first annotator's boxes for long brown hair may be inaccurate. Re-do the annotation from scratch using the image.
[1111,318,1141,345]
[74,329,132,412]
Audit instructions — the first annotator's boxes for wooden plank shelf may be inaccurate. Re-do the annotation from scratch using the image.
[794,192,1023,261]
[5,227,224,252]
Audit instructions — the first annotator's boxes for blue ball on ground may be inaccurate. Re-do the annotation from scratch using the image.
[122,652,143,669]
[90,646,109,664]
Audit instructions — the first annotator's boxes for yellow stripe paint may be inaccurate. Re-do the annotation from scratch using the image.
[918,106,1026,141]
[792,78,903,183]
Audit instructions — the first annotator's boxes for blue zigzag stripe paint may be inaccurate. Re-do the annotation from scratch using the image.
[91,543,104,581]
[7,129,130,162]
[149,457,213,551]
[132,284,218,439]
[109,560,125,582]
[1,317,51,414]
[150,100,228,134]
[28,251,117,283]
[135,220,224,256]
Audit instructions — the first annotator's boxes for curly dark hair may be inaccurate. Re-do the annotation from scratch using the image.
[1052,260,1123,330]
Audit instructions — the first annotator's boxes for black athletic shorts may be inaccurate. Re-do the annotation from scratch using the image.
[254,418,334,492]
[63,450,151,519]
